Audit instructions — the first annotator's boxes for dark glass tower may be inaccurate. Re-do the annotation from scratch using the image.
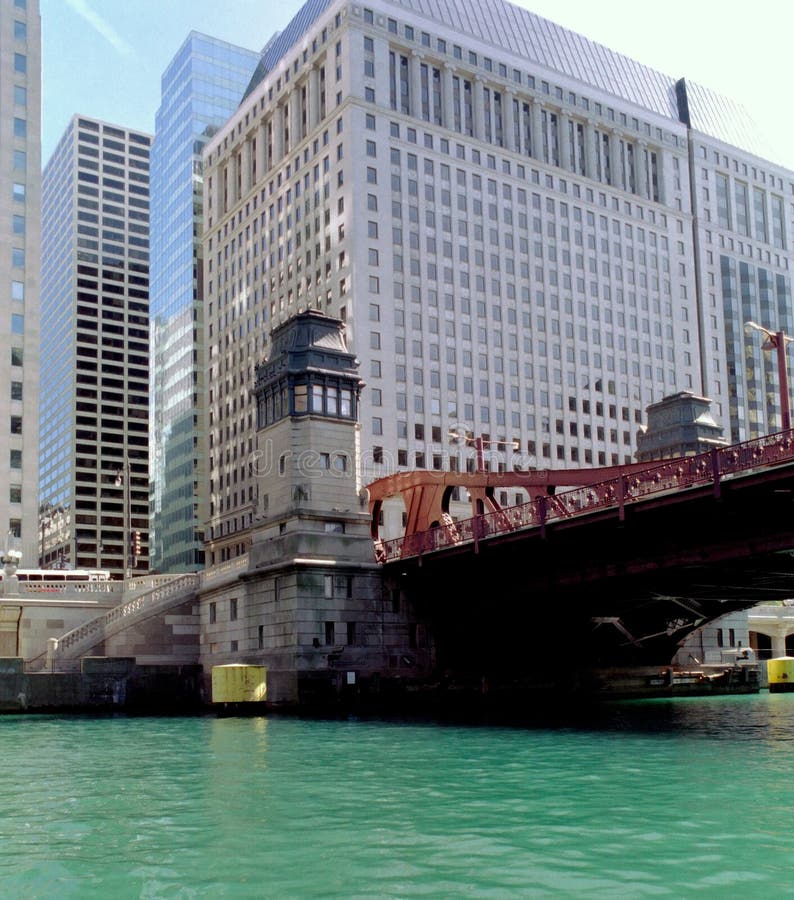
[40,116,151,576]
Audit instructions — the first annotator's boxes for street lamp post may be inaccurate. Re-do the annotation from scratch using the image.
[448,430,520,474]
[115,458,131,580]
[745,321,794,432]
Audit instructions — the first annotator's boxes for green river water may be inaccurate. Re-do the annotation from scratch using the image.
[2,693,794,898]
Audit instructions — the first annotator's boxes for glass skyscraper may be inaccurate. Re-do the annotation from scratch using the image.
[149,32,259,573]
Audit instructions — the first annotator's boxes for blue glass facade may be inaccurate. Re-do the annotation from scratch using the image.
[149,32,259,572]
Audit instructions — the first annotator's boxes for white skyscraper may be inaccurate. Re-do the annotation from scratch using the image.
[1,0,40,564]
[202,0,794,563]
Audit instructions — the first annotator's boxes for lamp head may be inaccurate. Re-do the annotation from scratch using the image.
[745,320,778,342]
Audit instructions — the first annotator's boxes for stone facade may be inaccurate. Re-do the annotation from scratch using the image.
[636,391,727,462]
[198,311,431,706]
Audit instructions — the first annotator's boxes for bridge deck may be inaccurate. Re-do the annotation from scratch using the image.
[374,430,794,564]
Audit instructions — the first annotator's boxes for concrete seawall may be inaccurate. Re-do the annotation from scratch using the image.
[0,657,204,713]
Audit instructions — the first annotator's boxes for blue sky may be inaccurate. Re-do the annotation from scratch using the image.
[41,0,794,167]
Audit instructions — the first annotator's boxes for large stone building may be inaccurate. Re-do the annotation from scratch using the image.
[0,0,40,564]
[149,33,260,574]
[40,116,151,576]
[199,0,794,562]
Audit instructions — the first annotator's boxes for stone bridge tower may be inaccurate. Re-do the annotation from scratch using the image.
[199,311,431,707]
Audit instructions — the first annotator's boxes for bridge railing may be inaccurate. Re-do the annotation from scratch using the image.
[379,430,794,562]
[16,580,125,596]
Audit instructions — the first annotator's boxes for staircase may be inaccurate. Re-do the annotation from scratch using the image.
[47,573,201,669]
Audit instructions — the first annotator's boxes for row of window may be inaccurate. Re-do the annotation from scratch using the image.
[385,51,662,201]
[371,6,678,146]
[714,173,786,249]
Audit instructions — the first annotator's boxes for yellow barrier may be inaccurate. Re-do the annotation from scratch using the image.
[211,665,267,703]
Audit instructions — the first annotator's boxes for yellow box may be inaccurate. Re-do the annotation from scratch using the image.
[211,665,267,703]
[767,657,794,693]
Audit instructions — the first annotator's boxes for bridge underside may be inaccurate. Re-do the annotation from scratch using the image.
[387,464,794,675]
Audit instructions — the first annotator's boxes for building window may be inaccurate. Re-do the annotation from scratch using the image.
[325,621,335,644]
[10,486,21,504]
[13,53,25,75]
[10,416,22,435]
[291,382,307,413]
[12,281,24,301]
[324,574,353,599]
[230,598,238,621]
[11,314,23,335]
[11,382,22,401]
[347,622,357,645]
[258,625,265,649]
[10,450,21,469]
[209,602,217,624]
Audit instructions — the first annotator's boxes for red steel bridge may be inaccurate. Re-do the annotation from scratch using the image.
[366,431,794,672]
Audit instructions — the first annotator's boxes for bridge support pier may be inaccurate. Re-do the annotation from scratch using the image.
[747,604,794,661]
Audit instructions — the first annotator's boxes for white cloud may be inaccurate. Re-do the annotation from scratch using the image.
[64,0,133,57]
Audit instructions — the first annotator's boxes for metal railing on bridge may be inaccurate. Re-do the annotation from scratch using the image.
[375,430,794,563]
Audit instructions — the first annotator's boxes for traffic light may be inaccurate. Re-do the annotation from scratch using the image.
[133,530,141,557]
